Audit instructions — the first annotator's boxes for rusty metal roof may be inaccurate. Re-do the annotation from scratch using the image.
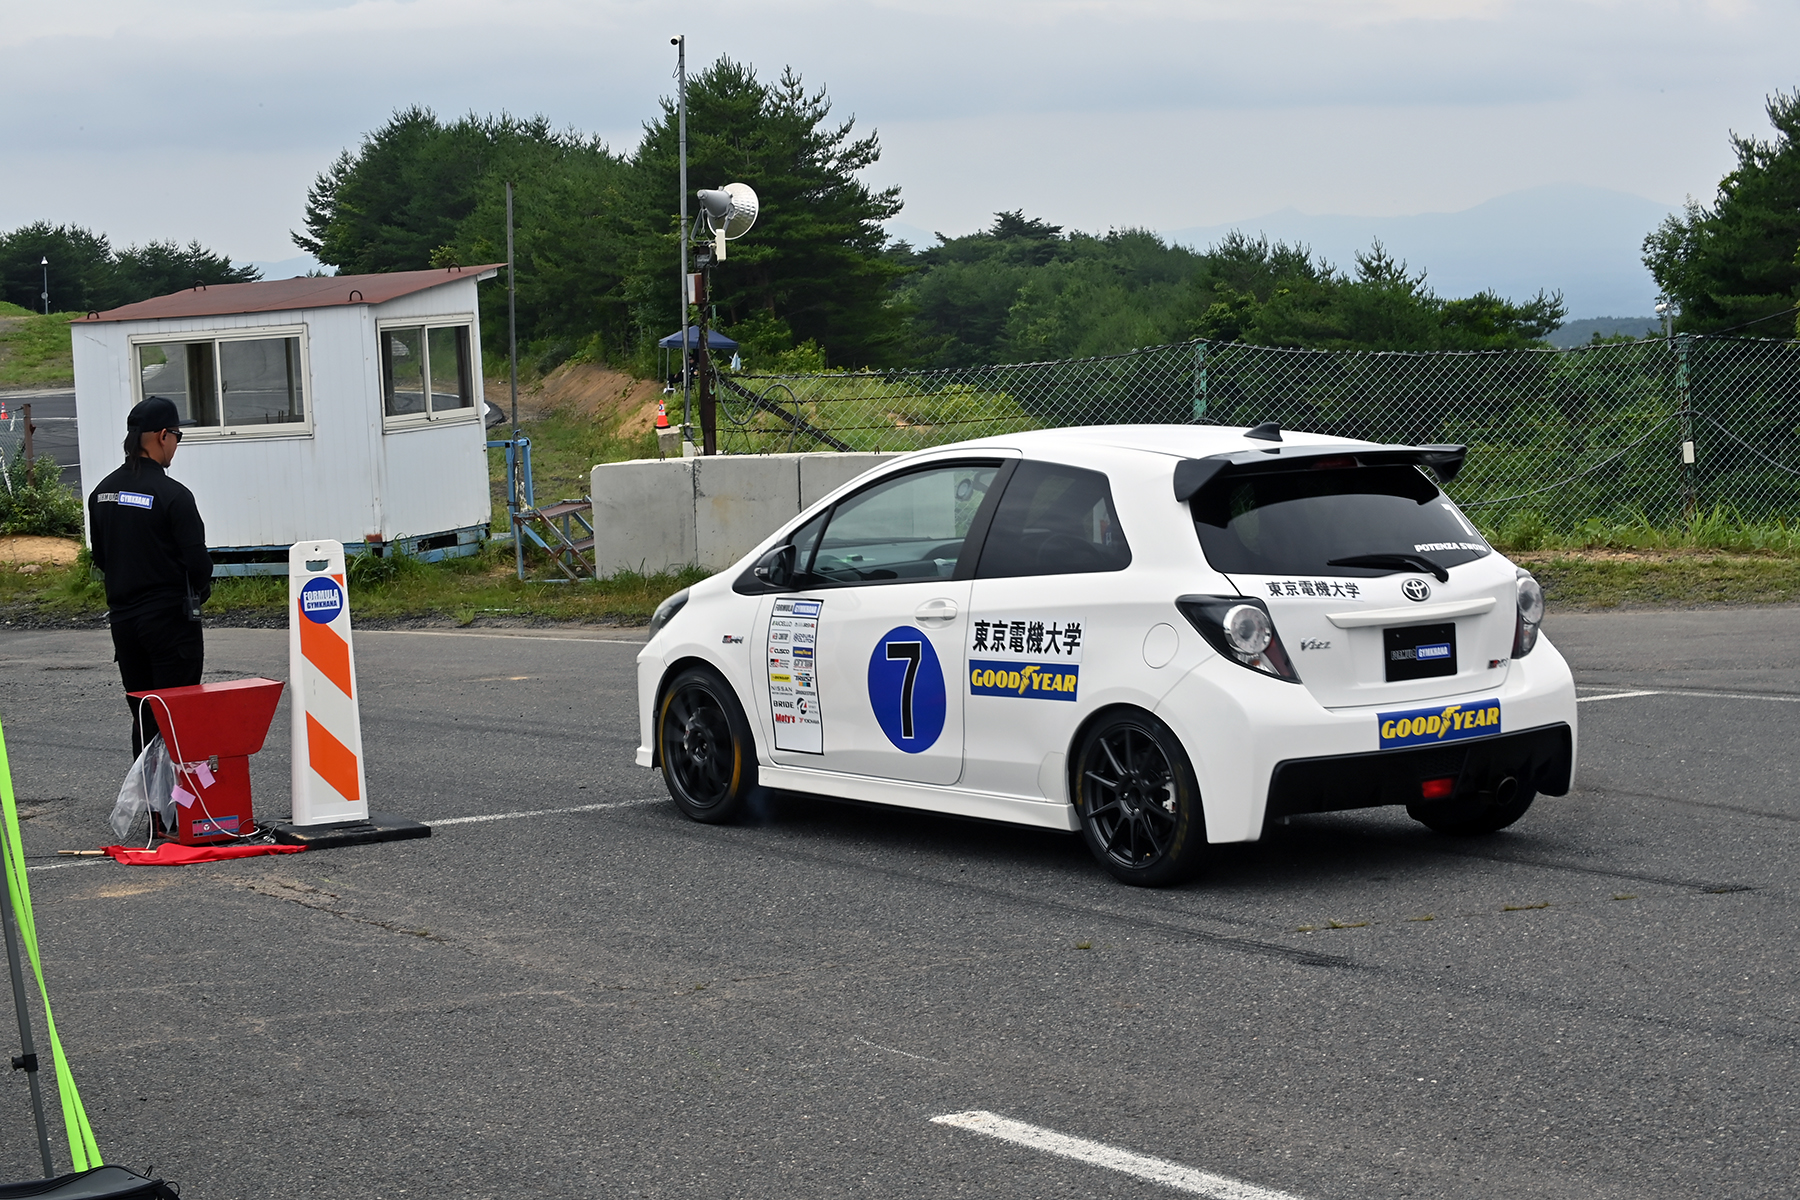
[79,264,505,324]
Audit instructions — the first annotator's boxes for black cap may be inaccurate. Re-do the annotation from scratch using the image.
[126,396,182,432]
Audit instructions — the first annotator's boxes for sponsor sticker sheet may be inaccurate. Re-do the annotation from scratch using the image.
[768,598,823,752]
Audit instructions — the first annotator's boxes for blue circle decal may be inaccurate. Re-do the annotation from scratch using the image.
[867,627,946,753]
[300,576,344,625]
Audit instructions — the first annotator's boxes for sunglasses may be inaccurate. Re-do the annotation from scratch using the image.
[163,428,183,442]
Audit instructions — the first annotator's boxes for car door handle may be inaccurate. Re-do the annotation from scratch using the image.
[915,598,958,625]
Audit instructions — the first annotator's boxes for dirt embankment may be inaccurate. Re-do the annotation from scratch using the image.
[0,536,79,565]
[483,364,665,433]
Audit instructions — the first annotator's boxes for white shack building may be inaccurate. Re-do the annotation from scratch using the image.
[72,265,502,573]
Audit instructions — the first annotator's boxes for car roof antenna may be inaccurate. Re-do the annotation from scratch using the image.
[1245,421,1282,442]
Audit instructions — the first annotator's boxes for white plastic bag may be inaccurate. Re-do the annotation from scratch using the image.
[110,736,176,843]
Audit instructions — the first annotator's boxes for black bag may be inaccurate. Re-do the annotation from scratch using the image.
[0,1166,176,1198]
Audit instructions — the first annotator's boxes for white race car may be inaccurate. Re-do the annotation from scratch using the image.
[635,424,1576,886]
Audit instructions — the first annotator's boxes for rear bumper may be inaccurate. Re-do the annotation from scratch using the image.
[1265,722,1573,824]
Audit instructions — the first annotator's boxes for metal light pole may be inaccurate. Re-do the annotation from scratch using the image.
[507,181,525,582]
[39,258,48,316]
[673,35,691,445]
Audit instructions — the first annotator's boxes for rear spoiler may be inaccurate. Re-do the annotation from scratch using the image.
[1172,443,1467,502]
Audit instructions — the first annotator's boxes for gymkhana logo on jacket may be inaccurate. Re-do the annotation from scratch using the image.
[97,491,154,509]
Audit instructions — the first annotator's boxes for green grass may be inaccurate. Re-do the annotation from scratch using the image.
[495,405,659,508]
[1516,550,1800,609]
[0,544,707,627]
[1480,507,1800,555]
[717,373,1041,455]
[0,311,79,388]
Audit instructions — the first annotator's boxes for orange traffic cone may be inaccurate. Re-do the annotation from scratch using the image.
[654,399,680,457]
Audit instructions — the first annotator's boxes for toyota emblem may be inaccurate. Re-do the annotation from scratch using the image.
[1402,578,1432,602]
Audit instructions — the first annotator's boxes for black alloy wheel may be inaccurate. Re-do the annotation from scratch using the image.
[658,667,757,823]
[1073,711,1205,886]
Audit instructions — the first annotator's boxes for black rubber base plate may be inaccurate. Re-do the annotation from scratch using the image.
[271,812,431,849]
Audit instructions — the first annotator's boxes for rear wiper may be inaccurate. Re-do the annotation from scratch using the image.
[1326,553,1449,582]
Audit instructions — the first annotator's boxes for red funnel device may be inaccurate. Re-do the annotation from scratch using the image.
[127,678,285,845]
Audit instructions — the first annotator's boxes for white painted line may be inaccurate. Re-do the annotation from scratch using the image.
[1577,686,1800,705]
[428,798,662,826]
[930,1111,1305,1200]
[26,857,110,873]
[363,630,646,646]
[853,1034,946,1064]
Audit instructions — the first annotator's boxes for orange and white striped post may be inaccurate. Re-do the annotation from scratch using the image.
[287,539,369,825]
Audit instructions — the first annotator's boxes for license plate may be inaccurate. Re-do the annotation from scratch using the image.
[1384,622,1457,682]
[1379,698,1501,748]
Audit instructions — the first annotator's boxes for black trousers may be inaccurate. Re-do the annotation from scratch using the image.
[111,603,204,758]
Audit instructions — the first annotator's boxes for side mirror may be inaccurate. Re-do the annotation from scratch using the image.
[751,544,796,589]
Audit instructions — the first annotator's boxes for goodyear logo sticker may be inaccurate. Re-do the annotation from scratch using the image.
[1378,698,1500,748]
[969,658,1079,702]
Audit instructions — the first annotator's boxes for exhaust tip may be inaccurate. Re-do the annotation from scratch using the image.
[1493,776,1518,805]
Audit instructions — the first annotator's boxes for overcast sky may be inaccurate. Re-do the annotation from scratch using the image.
[3,0,1793,265]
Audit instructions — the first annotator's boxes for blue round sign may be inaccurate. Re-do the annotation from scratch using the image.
[867,627,946,753]
[300,576,344,625]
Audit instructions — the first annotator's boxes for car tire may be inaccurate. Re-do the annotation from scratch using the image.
[1407,783,1536,836]
[658,666,758,824]
[1072,710,1206,887]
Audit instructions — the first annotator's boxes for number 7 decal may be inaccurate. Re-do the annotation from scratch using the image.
[886,641,922,738]
[868,628,947,753]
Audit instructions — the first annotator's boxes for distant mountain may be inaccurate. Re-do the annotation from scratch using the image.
[1164,184,1675,321]
[246,254,331,280]
[882,222,939,252]
[1544,316,1664,349]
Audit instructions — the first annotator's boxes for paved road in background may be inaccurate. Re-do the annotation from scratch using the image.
[0,389,81,491]
[0,610,1794,1198]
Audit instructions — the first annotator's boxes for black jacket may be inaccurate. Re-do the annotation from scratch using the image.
[87,458,213,620]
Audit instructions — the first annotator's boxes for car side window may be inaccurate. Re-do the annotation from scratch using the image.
[802,463,1000,586]
[975,460,1132,578]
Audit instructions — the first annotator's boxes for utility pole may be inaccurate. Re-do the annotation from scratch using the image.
[695,244,716,455]
[507,180,524,581]
[673,35,691,446]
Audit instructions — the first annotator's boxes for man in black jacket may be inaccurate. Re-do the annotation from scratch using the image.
[88,396,213,756]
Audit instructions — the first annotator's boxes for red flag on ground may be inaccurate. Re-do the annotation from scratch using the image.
[101,842,306,866]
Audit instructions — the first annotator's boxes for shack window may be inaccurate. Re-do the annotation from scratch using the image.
[134,329,308,438]
[381,322,474,426]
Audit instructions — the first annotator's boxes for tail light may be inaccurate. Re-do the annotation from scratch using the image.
[1513,569,1544,657]
[1177,596,1301,682]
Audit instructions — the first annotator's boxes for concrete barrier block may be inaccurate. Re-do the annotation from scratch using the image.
[694,455,802,570]
[799,452,904,508]
[589,458,695,576]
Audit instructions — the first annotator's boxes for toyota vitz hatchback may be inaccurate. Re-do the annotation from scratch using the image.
[635,424,1576,886]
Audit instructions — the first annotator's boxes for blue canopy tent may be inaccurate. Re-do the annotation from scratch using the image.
[658,327,742,411]
[658,326,739,351]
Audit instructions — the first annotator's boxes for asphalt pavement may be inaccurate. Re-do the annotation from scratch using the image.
[0,609,1794,1198]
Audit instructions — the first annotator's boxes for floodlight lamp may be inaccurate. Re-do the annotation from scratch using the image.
[697,189,733,222]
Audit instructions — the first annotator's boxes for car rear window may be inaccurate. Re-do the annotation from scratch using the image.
[976,460,1131,578]
[1191,465,1490,576]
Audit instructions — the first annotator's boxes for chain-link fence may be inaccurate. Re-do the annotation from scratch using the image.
[717,334,1800,531]
[0,408,30,499]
